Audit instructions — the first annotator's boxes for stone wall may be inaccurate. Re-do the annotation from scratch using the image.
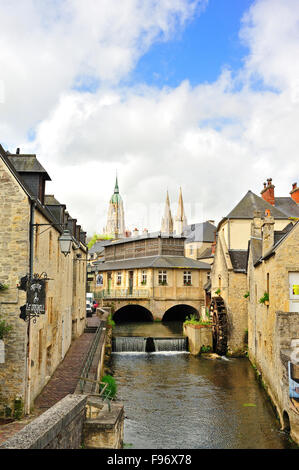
[211,232,248,354]
[0,157,29,417]
[183,323,212,355]
[247,222,299,445]
[0,394,88,449]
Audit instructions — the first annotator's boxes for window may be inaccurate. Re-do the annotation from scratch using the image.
[158,270,167,285]
[141,270,147,285]
[117,272,122,285]
[184,271,192,286]
[189,246,193,255]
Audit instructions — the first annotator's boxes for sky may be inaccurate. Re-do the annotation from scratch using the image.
[1,0,299,236]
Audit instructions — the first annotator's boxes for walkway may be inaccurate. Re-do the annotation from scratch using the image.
[0,314,101,446]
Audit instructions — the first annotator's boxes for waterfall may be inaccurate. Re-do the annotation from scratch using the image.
[153,337,187,352]
[113,337,147,352]
[112,336,188,353]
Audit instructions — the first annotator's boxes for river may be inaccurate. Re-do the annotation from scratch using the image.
[111,321,294,449]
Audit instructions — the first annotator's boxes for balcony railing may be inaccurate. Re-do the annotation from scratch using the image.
[96,289,150,299]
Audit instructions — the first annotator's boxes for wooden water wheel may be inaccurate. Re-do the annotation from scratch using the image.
[210,296,228,356]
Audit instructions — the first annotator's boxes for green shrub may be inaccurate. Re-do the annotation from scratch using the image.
[107,314,115,328]
[0,283,9,291]
[259,292,269,304]
[184,314,210,327]
[0,318,12,340]
[244,291,250,299]
[200,345,212,353]
[100,375,117,399]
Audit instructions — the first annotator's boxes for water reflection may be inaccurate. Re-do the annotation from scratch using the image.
[111,322,294,449]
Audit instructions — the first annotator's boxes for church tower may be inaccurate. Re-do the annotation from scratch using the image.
[104,176,125,238]
[174,187,187,236]
[161,190,174,235]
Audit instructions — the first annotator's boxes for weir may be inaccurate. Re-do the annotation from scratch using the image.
[112,336,188,353]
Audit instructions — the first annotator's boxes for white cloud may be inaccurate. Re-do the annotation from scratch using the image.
[1,0,299,235]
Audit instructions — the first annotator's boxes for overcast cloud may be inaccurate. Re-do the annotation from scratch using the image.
[0,0,299,235]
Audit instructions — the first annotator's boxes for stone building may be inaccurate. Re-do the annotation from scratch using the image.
[184,220,216,263]
[0,145,87,417]
[90,233,210,321]
[247,212,299,445]
[211,180,299,355]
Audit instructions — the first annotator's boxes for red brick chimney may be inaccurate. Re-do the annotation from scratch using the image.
[290,182,299,204]
[261,178,275,205]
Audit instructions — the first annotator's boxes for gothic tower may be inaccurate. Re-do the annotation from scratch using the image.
[161,190,174,234]
[104,176,125,238]
[174,187,188,236]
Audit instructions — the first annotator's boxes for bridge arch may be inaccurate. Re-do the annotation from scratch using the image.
[162,304,199,322]
[113,304,154,323]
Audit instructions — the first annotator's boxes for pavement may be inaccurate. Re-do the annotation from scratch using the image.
[0,314,101,446]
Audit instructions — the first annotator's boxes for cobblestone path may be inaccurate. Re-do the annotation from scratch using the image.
[0,314,100,445]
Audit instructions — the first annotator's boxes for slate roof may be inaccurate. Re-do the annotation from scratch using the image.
[274,197,299,218]
[105,231,185,246]
[228,250,248,273]
[89,240,112,254]
[44,195,65,206]
[197,247,213,259]
[185,221,216,243]
[224,191,289,221]
[93,255,211,272]
[6,154,51,180]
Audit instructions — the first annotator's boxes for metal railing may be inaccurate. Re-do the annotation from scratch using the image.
[79,321,106,393]
[96,289,150,299]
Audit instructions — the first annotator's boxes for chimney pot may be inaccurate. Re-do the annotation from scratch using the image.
[261,178,275,205]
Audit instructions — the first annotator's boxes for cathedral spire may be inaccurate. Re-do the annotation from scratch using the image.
[104,175,125,239]
[114,172,119,194]
[174,187,187,235]
[161,190,174,235]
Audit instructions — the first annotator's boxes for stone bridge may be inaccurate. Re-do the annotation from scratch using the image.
[97,291,204,322]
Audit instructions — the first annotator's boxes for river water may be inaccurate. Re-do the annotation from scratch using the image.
[111,322,294,449]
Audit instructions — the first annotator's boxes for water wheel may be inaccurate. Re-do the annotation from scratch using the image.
[210,296,228,356]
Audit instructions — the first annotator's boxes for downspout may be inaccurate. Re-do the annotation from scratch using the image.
[25,200,35,415]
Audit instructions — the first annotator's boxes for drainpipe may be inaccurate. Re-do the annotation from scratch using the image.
[25,200,35,415]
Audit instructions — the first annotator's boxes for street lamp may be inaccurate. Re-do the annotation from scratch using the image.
[58,229,73,256]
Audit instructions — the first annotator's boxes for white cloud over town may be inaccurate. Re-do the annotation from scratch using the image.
[0,0,299,235]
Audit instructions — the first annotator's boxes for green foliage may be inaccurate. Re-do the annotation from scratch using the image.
[13,398,23,420]
[259,292,269,304]
[87,233,113,249]
[200,345,212,353]
[100,375,117,399]
[184,314,210,327]
[107,314,115,328]
[0,283,9,291]
[214,288,221,295]
[0,317,12,340]
[154,318,161,322]
[244,291,250,299]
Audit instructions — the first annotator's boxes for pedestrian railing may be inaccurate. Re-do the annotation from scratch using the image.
[78,321,106,394]
[95,289,150,299]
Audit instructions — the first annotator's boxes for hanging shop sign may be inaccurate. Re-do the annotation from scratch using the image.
[26,277,46,316]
